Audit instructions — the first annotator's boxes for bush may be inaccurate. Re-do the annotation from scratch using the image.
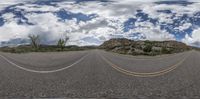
[161,47,171,54]
[143,45,152,52]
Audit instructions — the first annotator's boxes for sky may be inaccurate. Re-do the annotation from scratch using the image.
[0,0,200,47]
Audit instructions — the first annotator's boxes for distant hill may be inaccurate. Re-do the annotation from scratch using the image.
[100,38,192,56]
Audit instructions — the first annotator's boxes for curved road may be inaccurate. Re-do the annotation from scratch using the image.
[0,50,200,98]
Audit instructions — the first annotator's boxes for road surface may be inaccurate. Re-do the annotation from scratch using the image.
[0,50,200,98]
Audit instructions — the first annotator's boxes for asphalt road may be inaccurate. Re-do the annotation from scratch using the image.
[0,50,200,98]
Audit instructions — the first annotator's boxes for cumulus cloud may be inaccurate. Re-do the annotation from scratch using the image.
[0,0,200,47]
[128,21,175,41]
[175,23,192,31]
[182,28,200,47]
[0,0,34,10]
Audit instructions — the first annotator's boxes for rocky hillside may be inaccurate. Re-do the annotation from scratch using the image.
[100,38,191,56]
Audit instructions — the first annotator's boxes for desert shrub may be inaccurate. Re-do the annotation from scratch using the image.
[143,44,152,52]
[161,47,172,54]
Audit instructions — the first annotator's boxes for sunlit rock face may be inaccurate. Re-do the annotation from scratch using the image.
[0,0,200,47]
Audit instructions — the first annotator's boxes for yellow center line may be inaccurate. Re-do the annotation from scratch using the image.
[100,52,191,77]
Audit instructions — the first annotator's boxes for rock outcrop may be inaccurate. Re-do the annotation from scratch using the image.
[100,38,191,55]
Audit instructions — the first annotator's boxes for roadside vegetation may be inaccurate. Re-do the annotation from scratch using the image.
[0,37,198,55]
[100,38,193,56]
[0,44,97,53]
[57,37,69,51]
[28,34,40,51]
[0,35,97,53]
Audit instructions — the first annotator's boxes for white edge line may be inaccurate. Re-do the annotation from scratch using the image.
[0,54,89,73]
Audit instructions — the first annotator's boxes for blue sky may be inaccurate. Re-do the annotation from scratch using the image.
[0,0,200,47]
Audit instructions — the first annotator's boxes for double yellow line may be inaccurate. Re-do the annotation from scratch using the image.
[100,52,190,77]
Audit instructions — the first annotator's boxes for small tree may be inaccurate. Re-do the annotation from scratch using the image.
[57,36,69,51]
[28,34,40,50]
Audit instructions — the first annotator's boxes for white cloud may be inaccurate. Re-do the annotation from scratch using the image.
[0,0,34,11]
[128,21,175,41]
[1,0,200,47]
[182,28,200,47]
[0,22,30,42]
[16,4,59,12]
[175,23,192,31]
[2,13,15,21]
[141,2,200,23]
